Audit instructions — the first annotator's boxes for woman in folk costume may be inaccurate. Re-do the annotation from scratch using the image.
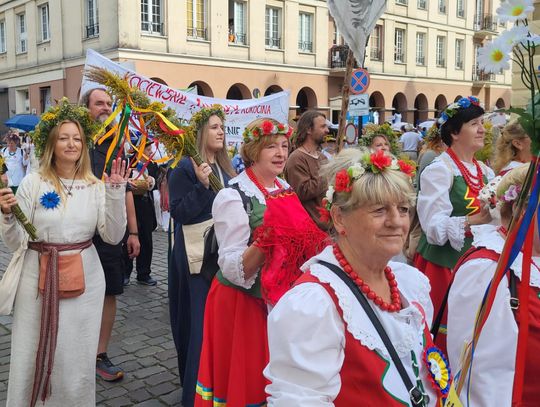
[195,118,327,406]
[167,105,236,407]
[492,121,531,176]
[0,99,128,407]
[265,148,458,406]
[447,164,540,407]
[414,97,494,345]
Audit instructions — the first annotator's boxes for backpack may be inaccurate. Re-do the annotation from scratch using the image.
[200,184,252,283]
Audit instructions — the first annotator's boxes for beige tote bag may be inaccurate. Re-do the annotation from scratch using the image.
[183,218,214,275]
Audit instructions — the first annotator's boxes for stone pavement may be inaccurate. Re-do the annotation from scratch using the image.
[0,230,184,407]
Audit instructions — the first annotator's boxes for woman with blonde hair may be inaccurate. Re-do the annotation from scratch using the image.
[492,121,531,175]
[0,99,128,407]
[167,105,236,407]
[195,117,326,406]
[266,148,454,406]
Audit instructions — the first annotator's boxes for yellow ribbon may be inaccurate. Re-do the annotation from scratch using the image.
[93,103,123,142]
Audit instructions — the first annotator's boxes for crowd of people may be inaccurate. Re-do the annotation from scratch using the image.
[0,91,538,407]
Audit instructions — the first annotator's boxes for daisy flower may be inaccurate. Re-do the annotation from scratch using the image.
[496,0,534,23]
[477,39,512,73]
[498,25,529,47]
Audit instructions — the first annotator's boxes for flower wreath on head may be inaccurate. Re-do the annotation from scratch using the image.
[318,150,415,223]
[478,175,523,210]
[358,123,401,156]
[437,96,483,127]
[30,97,99,158]
[189,104,226,132]
[242,119,293,143]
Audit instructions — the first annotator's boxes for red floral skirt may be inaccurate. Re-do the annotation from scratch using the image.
[195,278,269,407]
[413,253,451,353]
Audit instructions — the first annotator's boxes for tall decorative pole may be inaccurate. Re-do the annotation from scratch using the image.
[336,49,355,153]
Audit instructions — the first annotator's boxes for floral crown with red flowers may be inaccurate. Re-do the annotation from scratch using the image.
[242,119,293,143]
[317,150,415,223]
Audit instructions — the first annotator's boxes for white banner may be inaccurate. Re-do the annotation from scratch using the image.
[82,49,290,144]
[327,0,386,65]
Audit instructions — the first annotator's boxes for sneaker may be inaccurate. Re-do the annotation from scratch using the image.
[96,353,124,382]
[136,277,157,286]
[123,276,130,287]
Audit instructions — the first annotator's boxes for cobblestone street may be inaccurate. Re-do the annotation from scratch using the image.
[0,230,183,406]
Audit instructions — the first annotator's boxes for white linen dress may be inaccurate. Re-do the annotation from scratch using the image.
[0,172,126,407]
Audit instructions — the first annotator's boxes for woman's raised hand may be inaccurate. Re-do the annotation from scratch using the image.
[104,158,131,184]
[0,187,17,214]
[191,158,211,189]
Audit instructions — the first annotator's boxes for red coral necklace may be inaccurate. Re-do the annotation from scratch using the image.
[333,244,401,312]
[447,148,485,193]
[246,167,280,198]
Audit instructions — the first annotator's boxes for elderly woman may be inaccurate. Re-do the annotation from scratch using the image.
[414,97,494,346]
[0,100,128,407]
[492,121,531,176]
[265,148,455,406]
[195,118,326,406]
[447,164,540,406]
[168,105,236,407]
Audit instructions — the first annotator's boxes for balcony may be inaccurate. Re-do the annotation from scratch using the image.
[474,14,497,37]
[370,48,382,61]
[86,23,99,38]
[187,27,207,40]
[229,32,246,45]
[142,21,164,35]
[329,45,359,75]
[298,41,313,53]
[472,66,495,84]
[265,37,281,49]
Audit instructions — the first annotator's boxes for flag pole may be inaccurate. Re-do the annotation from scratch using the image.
[336,48,354,153]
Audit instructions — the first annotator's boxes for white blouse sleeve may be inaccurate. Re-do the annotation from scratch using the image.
[96,182,127,245]
[265,282,345,406]
[212,188,257,288]
[447,258,516,407]
[418,160,466,251]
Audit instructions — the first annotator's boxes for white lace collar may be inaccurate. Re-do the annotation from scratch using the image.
[471,224,540,288]
[227,170,290,206]
[302,246,432,360]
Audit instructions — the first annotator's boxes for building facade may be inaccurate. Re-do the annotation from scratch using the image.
[329,0,512,124]
[0,0,330,131]
[0,0,512,132]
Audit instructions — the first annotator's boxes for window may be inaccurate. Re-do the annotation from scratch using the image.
[40,86,51,113]
[394,28,405,63]
[370,25,382,60]
[457,0,465,17]
[86,0,99,38]
[265,7,281,49]
[141,0,164,35]
[455,39,464,69]
[396,0,408,5]
[436,36,446,67]
[187,0,207,39]
[417,0,427,9]
[39,4,50,42]
[298,12,313,52]
[438,0,446,13]
[415,32,425,65]
[16,14,27,54]
[0,20,5,53]
[229,1,246,44]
